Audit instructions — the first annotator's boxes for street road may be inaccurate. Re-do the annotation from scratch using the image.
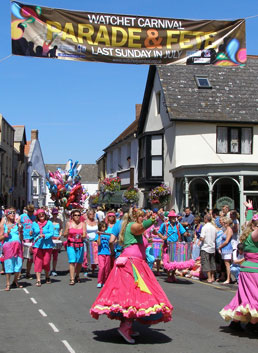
[0,250,257,353]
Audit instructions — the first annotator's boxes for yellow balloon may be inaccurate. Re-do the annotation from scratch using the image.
[11,19,25,40]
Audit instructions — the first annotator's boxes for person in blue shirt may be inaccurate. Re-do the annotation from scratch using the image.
[180,207,195,242]
[158,210,187,282]
[19,204,36,279]
[158,211,187,242]
[96,221,111,288]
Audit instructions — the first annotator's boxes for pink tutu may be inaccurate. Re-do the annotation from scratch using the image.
[220,271,258,323]
[90,256,173,325]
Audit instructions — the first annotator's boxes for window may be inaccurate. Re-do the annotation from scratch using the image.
[217,127,252,154]
[151,135,163,177]
[139,134,163,181]
[195,75,212,89]
[156,91,161,115]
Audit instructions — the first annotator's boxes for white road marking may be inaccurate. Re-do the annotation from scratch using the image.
[38,309,47,317]
[23,288,29,294]
[48,322,59,333]
[62,340,76,353]
[30,297,37,304]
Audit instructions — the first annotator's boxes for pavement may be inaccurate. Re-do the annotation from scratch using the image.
[0,250,257,353]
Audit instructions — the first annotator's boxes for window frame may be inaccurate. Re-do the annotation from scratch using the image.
[195,75,212,89]
[216,126,253,155]
[139,133,164,182]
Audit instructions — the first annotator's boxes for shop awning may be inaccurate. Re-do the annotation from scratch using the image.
[98,190,124,205]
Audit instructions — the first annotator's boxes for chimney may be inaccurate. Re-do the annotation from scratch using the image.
[31,129,38,140]
[135,104,141,120]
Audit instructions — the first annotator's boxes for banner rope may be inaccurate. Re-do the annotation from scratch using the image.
[0,54,12,63]
[245,14,258,20]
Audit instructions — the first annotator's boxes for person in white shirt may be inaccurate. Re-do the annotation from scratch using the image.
[96,207,105,222]
[200,214,217,283]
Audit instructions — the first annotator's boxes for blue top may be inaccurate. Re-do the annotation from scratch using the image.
[32,220,54,249]
[98,234,111,255]
[4,224,21,243]
[181,213,195,229]
[159,221,186,242]
[110,220,123,258]
[53,222,60,237]
[20,213,36,240]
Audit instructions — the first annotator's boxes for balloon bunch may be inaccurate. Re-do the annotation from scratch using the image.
[46,159,89,209]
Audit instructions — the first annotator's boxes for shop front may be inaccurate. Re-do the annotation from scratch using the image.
[172,164,258,227]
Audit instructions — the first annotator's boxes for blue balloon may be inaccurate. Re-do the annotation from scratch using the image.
[226,39,239,64]
[11,2,25,20]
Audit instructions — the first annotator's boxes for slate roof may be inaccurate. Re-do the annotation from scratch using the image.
[45,164,98,183]
[13,125,26,143]
[138,55,258,133]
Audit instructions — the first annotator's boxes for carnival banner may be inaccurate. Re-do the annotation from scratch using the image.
[11,1,246,66]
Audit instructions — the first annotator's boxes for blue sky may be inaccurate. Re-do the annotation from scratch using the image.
[0,0,257,164]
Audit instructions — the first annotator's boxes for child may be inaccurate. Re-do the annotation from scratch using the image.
[96,221,111,288]
[230,243,244,283]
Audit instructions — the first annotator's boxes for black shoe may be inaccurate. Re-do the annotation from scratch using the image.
[228,321,243,331]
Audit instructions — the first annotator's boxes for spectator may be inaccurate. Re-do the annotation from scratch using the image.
[200,214,217,283]
[181,207,195,242]
[218,217,233,284]
[96,206,105,222]
[230,243,244,283]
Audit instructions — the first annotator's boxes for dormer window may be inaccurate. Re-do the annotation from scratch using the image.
[195,75,212,89]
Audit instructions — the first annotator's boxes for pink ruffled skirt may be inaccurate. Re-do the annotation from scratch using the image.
[90,256,173,325]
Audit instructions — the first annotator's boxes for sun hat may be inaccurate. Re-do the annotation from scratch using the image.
[168,211,178,217]
[51,208,58,215]
[36,209,45,216]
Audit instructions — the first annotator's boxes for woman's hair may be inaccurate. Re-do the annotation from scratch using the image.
[240,219,258,243]
[194,216,201,223]
[118,209,144,245]
[221,217,233,226]
[71,209,81,217]
[98,221,107,232]
[118,213,130,246]
[87,209,95,217]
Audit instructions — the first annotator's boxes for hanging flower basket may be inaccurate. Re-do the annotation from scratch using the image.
[148,184,171,206]
[89,191,100,207]
[122,187,139,205]
[99,177,121,194]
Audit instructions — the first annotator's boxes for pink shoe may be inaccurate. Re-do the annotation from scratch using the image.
[118,321,135,344]
[167,275,177,283]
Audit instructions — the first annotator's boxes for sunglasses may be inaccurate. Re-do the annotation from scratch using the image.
[8,211,15,215]
[38,213,45,217]
[73,214,81,217]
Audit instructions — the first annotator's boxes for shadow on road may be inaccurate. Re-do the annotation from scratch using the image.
[219,325,258,339]
[93,326,172,344]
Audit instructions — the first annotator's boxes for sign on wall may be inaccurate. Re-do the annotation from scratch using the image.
[11,1,246,66]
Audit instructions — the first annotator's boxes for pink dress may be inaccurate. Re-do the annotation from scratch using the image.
[90,222,173,325]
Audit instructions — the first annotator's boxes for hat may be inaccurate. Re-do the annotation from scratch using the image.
[168,211,178,217]
[164,211,169,217]
[153,208,158,213]
[36,209,45,216]
[27,204,35,212]
[51,208,58,215]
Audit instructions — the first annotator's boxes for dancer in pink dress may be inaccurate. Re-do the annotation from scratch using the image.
[220,201,258,332]
[90,210,173,344]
